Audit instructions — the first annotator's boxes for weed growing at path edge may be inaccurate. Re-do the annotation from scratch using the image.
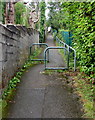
[1,48,43,118]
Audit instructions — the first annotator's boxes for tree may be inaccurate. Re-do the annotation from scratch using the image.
[46,2,61,32]
[39,0,46,43]
[15,1,29,26]
[46,2,70,32]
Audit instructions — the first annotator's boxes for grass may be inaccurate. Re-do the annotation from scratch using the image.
[72,72,94,118]
[42,69,65,76]
[1,47,43,118]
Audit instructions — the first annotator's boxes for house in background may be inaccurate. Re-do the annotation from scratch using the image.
[28,2,40,29]
[1,0,40,29]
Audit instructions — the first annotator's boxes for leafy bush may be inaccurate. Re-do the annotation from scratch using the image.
[61,2,95,76]
[48,2,95,76]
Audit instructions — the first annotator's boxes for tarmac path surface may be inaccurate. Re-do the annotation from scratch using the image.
[7,34,82,118]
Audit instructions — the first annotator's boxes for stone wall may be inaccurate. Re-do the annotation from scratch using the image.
[0,24,39,90]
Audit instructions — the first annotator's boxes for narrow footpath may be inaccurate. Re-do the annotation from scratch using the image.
[7,34,82,118]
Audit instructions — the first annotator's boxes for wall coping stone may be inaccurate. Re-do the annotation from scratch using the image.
[0,24,18,35]
[7,25,21,35]
[16,26,27,36]
[27,28,33,35]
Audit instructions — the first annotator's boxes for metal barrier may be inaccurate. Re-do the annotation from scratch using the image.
[30,43,49,61]
[30,39,76,71]
[56,36,76,71]
[44,47,69,70]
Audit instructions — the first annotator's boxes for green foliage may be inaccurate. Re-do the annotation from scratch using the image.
[57,32,64,41]
[49,2,95,76]
[15,2,30,27]
[73,73,94,118]
[47,2,95,117]
[0,99,8,119]
[39,1,46,43]
[47,2,69,31]
[2,77,20,100]
[64,2,95,75]
[35,22,39,30]
[0,2,5,23]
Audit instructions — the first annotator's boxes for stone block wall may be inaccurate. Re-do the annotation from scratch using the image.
[0,24,39,90]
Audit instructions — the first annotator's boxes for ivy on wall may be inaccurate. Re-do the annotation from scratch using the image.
[64,2,95,76]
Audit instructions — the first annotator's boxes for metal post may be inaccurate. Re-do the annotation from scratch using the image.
[44,49,47,68]
[69,46,76,71]
[73,49,76,71]
[67,46,70,69]
[64,43,66,55]
[48,50,49,62]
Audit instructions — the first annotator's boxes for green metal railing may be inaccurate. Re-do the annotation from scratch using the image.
[56,36,76,71]
[30,38,76,71]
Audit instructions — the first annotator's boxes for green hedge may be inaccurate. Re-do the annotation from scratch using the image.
[62,2,95,77]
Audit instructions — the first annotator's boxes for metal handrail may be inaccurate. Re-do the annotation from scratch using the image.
[56,36,76,71]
